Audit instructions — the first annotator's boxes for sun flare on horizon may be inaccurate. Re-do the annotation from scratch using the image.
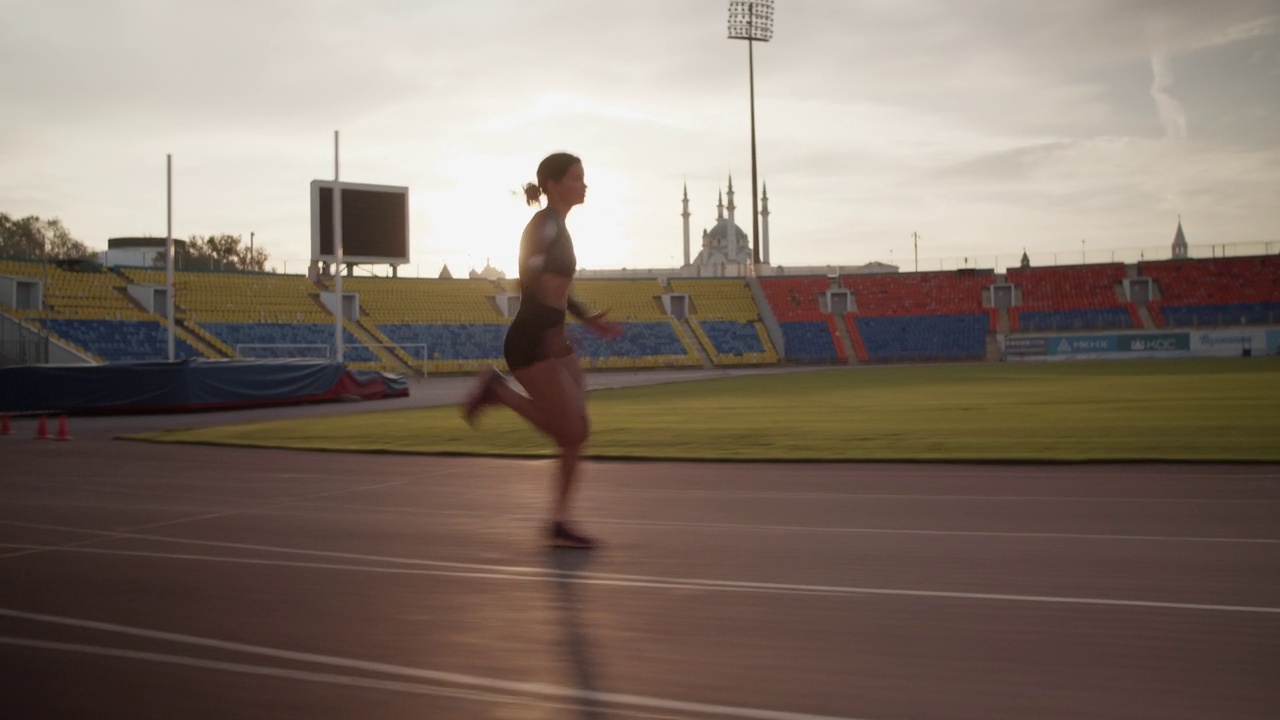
[417,154,639,278]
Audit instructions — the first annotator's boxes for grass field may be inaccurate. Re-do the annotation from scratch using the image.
[128,358,1280,462]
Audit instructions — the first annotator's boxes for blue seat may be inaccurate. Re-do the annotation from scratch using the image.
[566,321,684,359]
[41,319,202,362]
[779,321,838,363]
[855,314,986,362]
[700,321,764,356]
[1160,302,1280,327]
[1020,308,1132,332]
[377,323,507,361]
[201,322,377,361]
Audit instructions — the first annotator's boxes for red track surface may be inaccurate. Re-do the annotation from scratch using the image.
[1,375,1277,720]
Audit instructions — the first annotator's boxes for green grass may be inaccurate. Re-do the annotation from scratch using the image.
[126,358,1280,462]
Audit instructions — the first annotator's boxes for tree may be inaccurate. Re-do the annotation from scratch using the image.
[0,213,96,261]
[162,234,269,271]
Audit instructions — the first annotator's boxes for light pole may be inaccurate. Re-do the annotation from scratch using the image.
[727,0,774,268]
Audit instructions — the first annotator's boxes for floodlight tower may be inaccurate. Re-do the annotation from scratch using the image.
[727,0,774,268]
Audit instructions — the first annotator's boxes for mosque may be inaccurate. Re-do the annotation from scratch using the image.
[680,176,765,278]
[665,175,893,279]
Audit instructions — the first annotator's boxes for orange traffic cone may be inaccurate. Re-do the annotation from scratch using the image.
[54,415,72,441]
[35,415,49,440]
[0,413,11,436]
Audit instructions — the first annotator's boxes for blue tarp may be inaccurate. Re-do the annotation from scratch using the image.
[0,358,407,414]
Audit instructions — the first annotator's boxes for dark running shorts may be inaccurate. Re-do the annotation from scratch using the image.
[504,303,573,372]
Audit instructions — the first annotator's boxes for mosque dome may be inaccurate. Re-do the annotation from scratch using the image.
[705,219,748,247]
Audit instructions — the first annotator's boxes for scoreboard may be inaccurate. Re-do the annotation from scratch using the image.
[310,180,409,265]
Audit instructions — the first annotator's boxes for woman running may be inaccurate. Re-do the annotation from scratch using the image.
[462,152,621,549]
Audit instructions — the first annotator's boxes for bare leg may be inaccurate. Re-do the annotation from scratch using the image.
[488,376,553,434]
[463,366,557,436]
[553,443,581,523]
[465,348,593,547]
[551,354,589,523]
[516,354,592,547]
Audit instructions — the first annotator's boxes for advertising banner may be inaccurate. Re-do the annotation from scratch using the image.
[1117,332,1189,353]
[1004,336,1047,357]
[1001,326,1280,362]
[1190,329,1267,357]
[1046,334,1116,356]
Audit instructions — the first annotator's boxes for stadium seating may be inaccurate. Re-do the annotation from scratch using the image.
[120,270,402,371]
[670,279,758,320]
[842,315,870,362]
[378,321,507,374]
[1005,263,1133,332]
[1006,264,1127,310]
[8,251,1273,370]
[695,319,764,354]
[119,268,331,324]
[0,260,216,361]
[1156,302,1280,327]
[829,271,991,362]
[3,259,149,320]
[841,270,992,316]
[1016,308,1135,333]
[198,322,378,362]
[570,279,667,321]
[351,277,699,373]
[670,278,778,365]
[568,320,696,370]
[778,320,841,363]
[1141,256,1280,327]
[343,277,506,324]
[854,314,987,362]
[758,277,840,363]
[38,318,202,363]
[560,280,700,368]
[759,276,829,321]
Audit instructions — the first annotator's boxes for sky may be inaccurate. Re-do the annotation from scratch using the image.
[2,0,1278,276]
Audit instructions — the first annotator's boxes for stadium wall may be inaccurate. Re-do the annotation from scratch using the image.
[1001,327,1280,362]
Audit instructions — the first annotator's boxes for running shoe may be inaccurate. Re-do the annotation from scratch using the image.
[549,521,598,549]
[461,365,502,426]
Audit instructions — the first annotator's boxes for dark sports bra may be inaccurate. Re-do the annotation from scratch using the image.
[518,208,577,294]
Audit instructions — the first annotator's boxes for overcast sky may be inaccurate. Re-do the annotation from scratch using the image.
[2,0,1278,275]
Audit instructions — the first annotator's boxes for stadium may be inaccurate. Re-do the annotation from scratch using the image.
[4,2,1280,718]
[3,219,1278,381]
[3,164,1280,720]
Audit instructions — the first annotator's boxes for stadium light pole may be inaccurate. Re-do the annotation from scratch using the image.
[727,0,773,269]
[333,130,344,364]
[166,154,175,362]
[41,228,49,363]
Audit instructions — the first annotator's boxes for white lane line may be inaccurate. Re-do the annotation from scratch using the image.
[643,468,1280,481]
[5,505,1277,546]
[0,479,267,503]
[0,499,244,514]
[0,478,419,560]
[2,542,1276,614]
[276,504,1280,544]
[0,617,874,720]
[122,478,418,532]
[0,521,541,570]
[579,518,1280,544]
[0,638,696,718]
[604,489,1280,503]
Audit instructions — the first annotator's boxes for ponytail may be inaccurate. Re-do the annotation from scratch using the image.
[522,182,542,207]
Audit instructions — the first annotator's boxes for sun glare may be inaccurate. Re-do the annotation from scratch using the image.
[416,154,638,278]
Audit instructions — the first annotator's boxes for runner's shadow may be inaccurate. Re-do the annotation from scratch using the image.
[547,550,605,720]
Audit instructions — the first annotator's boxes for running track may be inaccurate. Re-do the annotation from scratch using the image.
[1,374,1277,719]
